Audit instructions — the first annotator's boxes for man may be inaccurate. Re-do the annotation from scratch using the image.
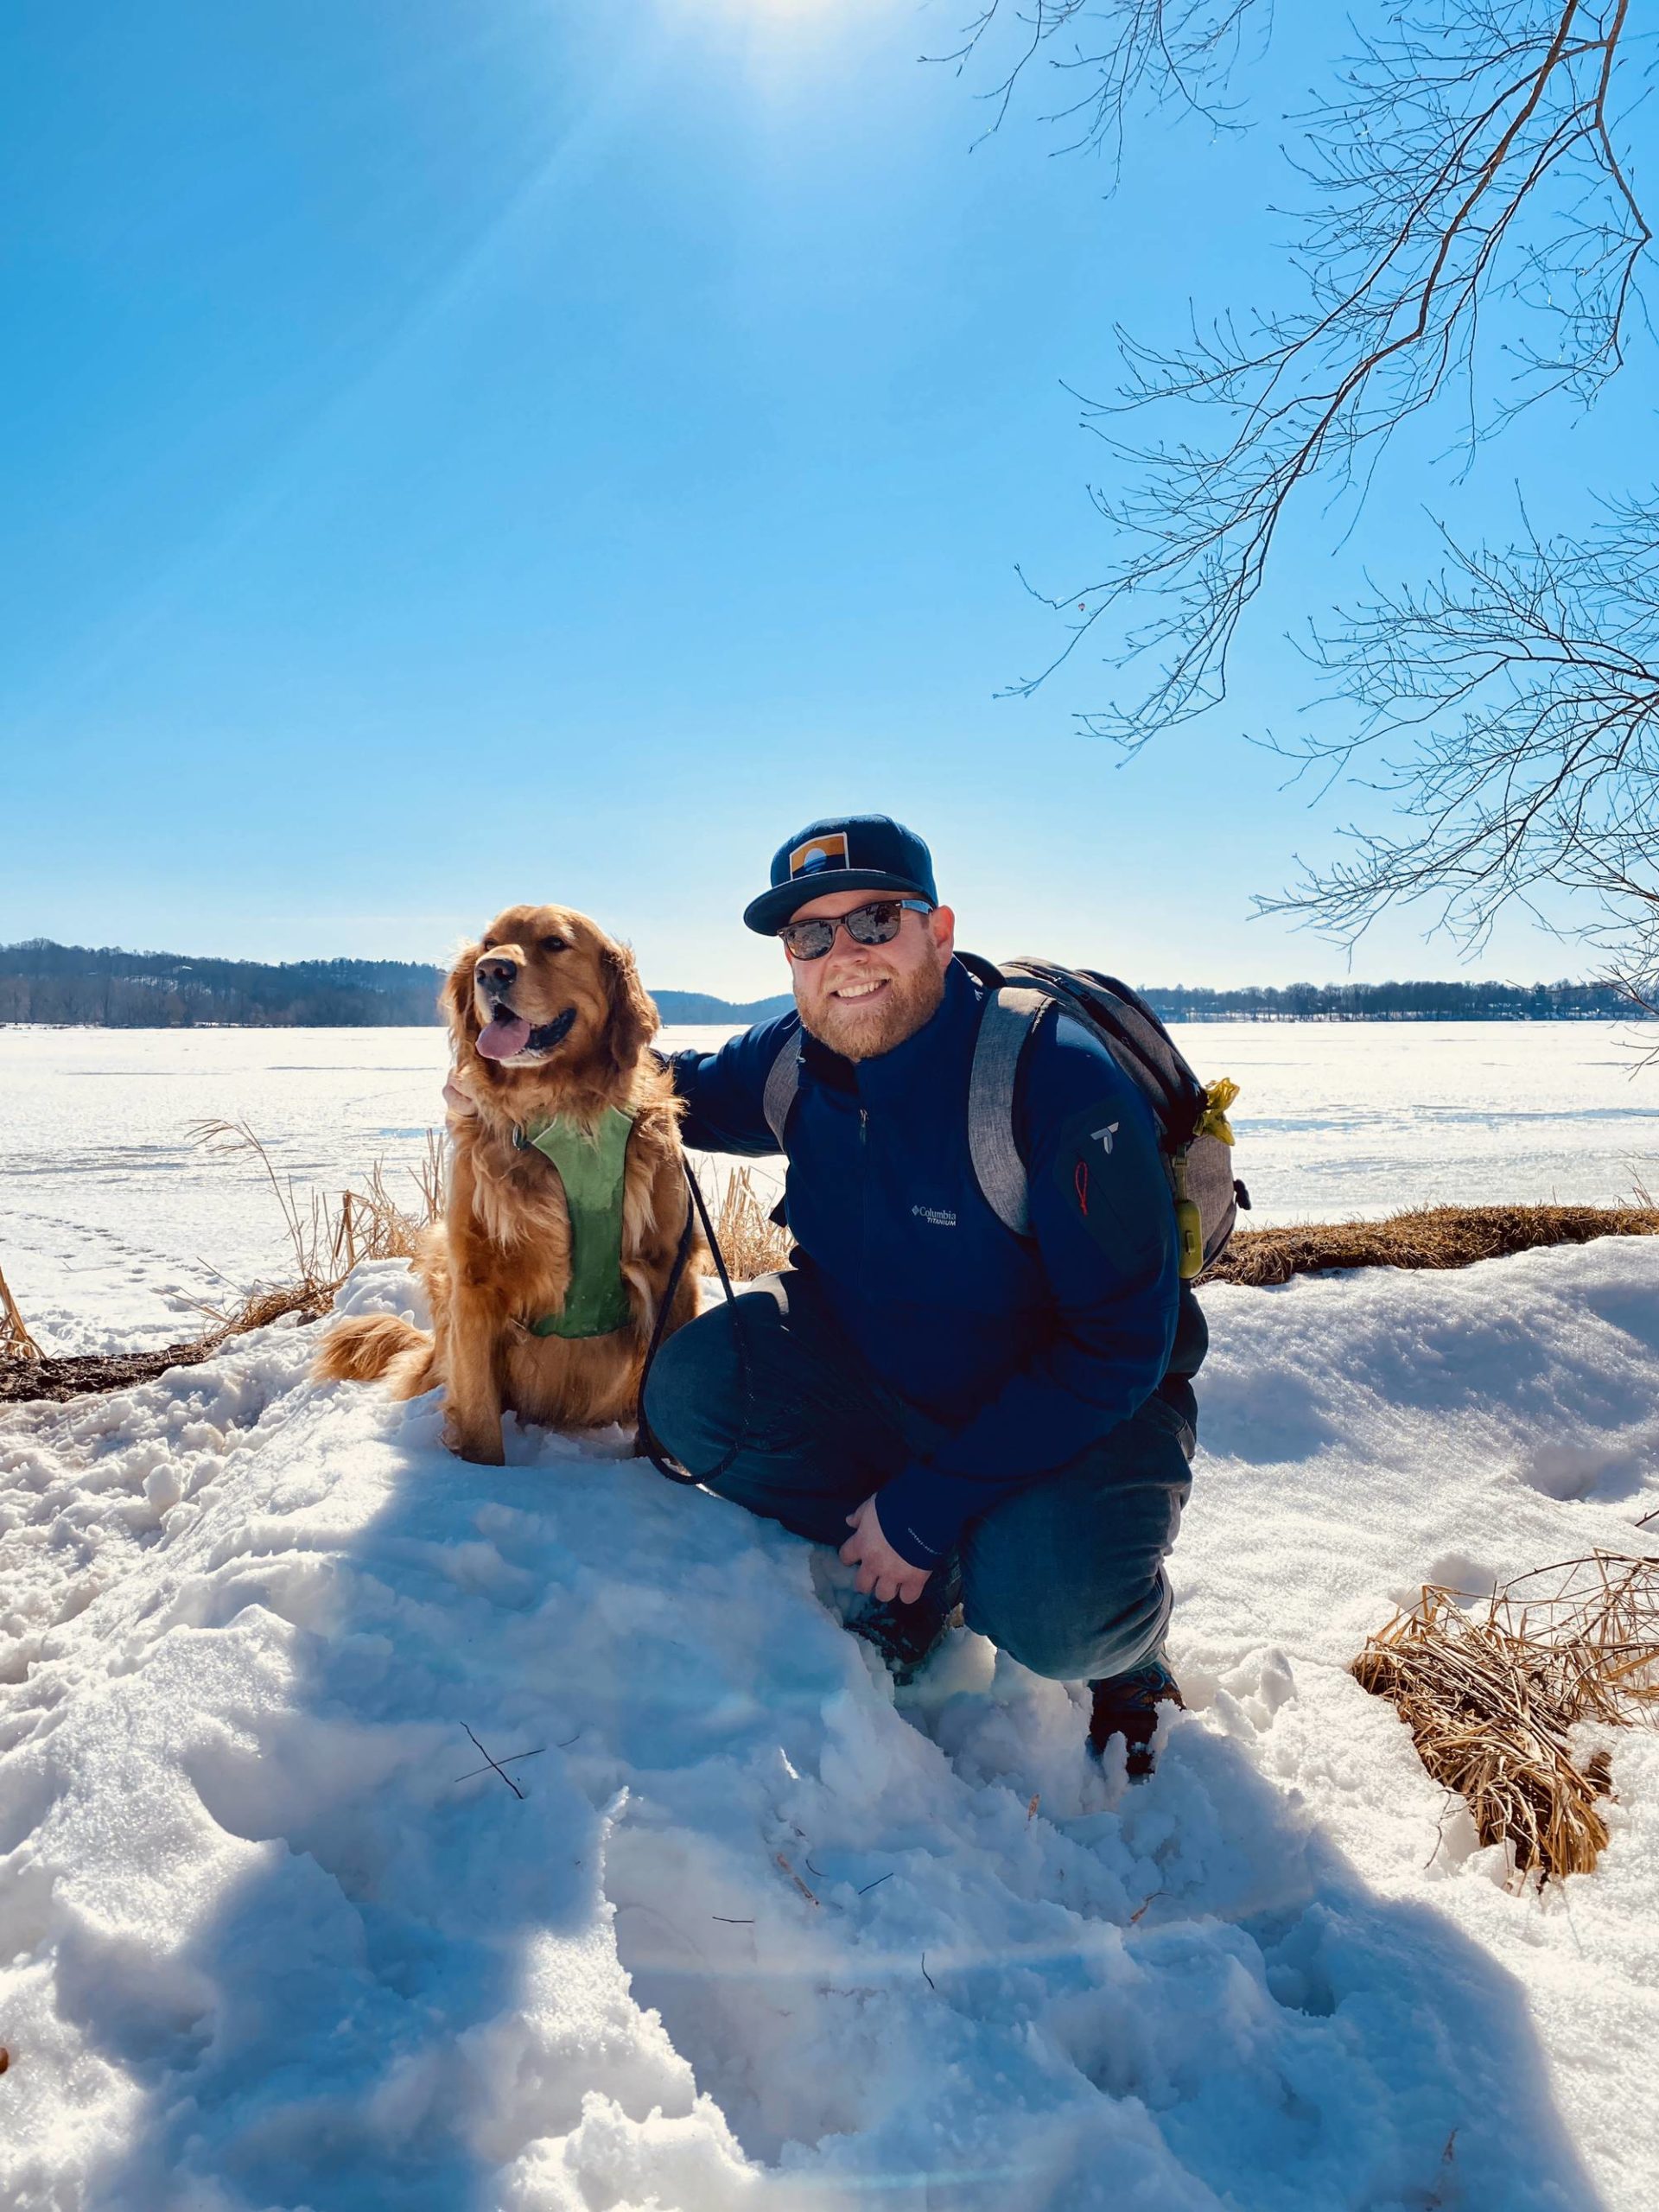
[642,814,1206,1776]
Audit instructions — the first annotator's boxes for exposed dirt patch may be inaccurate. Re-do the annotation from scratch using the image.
[0,1342,222,1406]
[1206,1203,1659,1288]
[0,1293,330,1408]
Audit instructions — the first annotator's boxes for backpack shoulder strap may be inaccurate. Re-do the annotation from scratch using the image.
[969,986,1049,1236]
[761,1028,804,1148]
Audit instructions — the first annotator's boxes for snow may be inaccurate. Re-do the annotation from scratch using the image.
[3,1236,1657,2210]
[3,1020,1657,1355]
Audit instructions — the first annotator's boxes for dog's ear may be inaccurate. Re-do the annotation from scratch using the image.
[600,939,657,1081]
[442,940,483,1058]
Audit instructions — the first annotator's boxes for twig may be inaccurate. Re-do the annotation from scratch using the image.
[454,1747,545,1785]
[920,1952,937,1991]
[461,1724,527,1800]
[0,1261,42,1362]
[713,1916,754,1924]
[1425,2127,1459,2211]
[857,1873,893,1896]
[776,1853,820,1908]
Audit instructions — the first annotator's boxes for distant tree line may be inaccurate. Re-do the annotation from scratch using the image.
[0,940,443,1027]
[0,940,1643,1028]
[0,941,796,1028]
[1141,980,1641,1023]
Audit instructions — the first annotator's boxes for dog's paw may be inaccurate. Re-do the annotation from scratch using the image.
[446,1427,506,1466]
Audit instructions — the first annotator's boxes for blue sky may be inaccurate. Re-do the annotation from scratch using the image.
[1,0,1650,998]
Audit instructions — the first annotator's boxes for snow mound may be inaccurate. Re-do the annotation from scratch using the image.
[3,1246,1656,2209]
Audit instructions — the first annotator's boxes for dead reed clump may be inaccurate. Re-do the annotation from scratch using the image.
[2,1127,452,1408]
[1207,1201,1659,1288]
[1352,1553,1659,1883]
[184,1120,448,1338]
[0,1258,43,1362]
[709,1165,793,1281]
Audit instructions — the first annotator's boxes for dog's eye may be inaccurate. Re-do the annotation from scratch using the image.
[540,934,568,954]
[480,938,496,951]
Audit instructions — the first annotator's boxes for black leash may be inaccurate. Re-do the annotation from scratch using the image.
[634,1158,756,1486]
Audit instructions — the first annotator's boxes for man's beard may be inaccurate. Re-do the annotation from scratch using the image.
[797,958,947,1062]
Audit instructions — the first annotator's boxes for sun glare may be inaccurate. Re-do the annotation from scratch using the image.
[667,0,890,64]
[690,0,881,22]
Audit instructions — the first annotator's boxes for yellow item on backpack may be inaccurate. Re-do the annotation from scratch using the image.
[1195,1077,1239,1148]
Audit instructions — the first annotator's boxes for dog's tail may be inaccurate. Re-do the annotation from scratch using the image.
[314,1313,432,1391]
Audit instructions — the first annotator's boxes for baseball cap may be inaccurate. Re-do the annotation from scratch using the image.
[742,814,938,936]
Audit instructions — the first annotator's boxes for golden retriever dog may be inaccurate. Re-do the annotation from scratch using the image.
[315,904,702,1462]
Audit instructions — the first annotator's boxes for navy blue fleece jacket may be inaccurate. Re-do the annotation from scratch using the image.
[666,957,1180,1570]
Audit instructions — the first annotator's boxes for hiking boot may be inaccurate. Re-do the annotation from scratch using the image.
[1087,1656,1184,1780]
[848,1556,962,1686]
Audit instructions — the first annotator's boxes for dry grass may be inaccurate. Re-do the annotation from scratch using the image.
[2,1128,452,1407]
[0,1258,42,1362]
[1353,1554,1659,1883]
[1206,1201,1659,1288]
[183,1120,447,1338]
[5,1141,780,1407]
[710,1165,793,1281]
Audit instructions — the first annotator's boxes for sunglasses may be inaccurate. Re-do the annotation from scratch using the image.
[778,897,934,961]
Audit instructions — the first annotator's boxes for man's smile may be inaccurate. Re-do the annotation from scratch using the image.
[830,976,891,1002]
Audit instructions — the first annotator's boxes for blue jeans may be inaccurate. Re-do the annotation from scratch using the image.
[642,1270,1197,1684]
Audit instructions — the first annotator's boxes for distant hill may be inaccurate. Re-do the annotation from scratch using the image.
[653,989,793,1025]
[0,940,790,1029]
[0,940,442,1027]
[0,939,1641,1028]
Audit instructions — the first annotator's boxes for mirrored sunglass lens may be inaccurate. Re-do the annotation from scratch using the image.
[846,903,902,944]
[784,921,836,957]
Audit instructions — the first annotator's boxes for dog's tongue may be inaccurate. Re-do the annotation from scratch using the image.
[477,1013,532,1061]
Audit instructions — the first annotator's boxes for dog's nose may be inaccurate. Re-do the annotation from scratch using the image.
[477,957,518,987]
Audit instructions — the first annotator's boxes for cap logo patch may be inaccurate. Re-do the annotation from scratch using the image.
[789,831,850,878]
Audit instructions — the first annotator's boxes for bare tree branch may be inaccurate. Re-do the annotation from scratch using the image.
[987,1,1651,744]
[928,0,1272,165]
[1257,498,1659,1011]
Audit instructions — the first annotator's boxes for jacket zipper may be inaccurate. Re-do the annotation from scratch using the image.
[859,1107,869,1282]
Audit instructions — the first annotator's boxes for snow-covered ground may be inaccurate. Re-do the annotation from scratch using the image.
[3,1237,1656,2210]
[3,1020,1657,1355]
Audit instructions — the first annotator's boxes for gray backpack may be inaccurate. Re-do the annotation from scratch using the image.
[761,953,1246,1280]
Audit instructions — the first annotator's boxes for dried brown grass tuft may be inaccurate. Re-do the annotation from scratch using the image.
[710,1165,792,1282]
[185,1120,447,1339]
[1353,1553,1659,1883]
[1206,1202,1659,1288]
[0,1259,42,1361]
[4,1127,452,1404]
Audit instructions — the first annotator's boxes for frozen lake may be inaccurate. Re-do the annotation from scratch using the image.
[3,1019,1657,1354]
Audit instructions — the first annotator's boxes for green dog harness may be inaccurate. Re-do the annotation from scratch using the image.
[516,1106,637,1338]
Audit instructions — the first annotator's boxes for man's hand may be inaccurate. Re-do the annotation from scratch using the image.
[443,1075,477,1119]
[841,1496,931,1606]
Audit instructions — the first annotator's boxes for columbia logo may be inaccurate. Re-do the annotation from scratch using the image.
[911,1204,957,1227]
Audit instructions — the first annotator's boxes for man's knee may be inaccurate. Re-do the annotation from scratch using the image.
[959,1415,1191,1681]
[641,1302,744,1470]
[963,1566,1173,1683]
